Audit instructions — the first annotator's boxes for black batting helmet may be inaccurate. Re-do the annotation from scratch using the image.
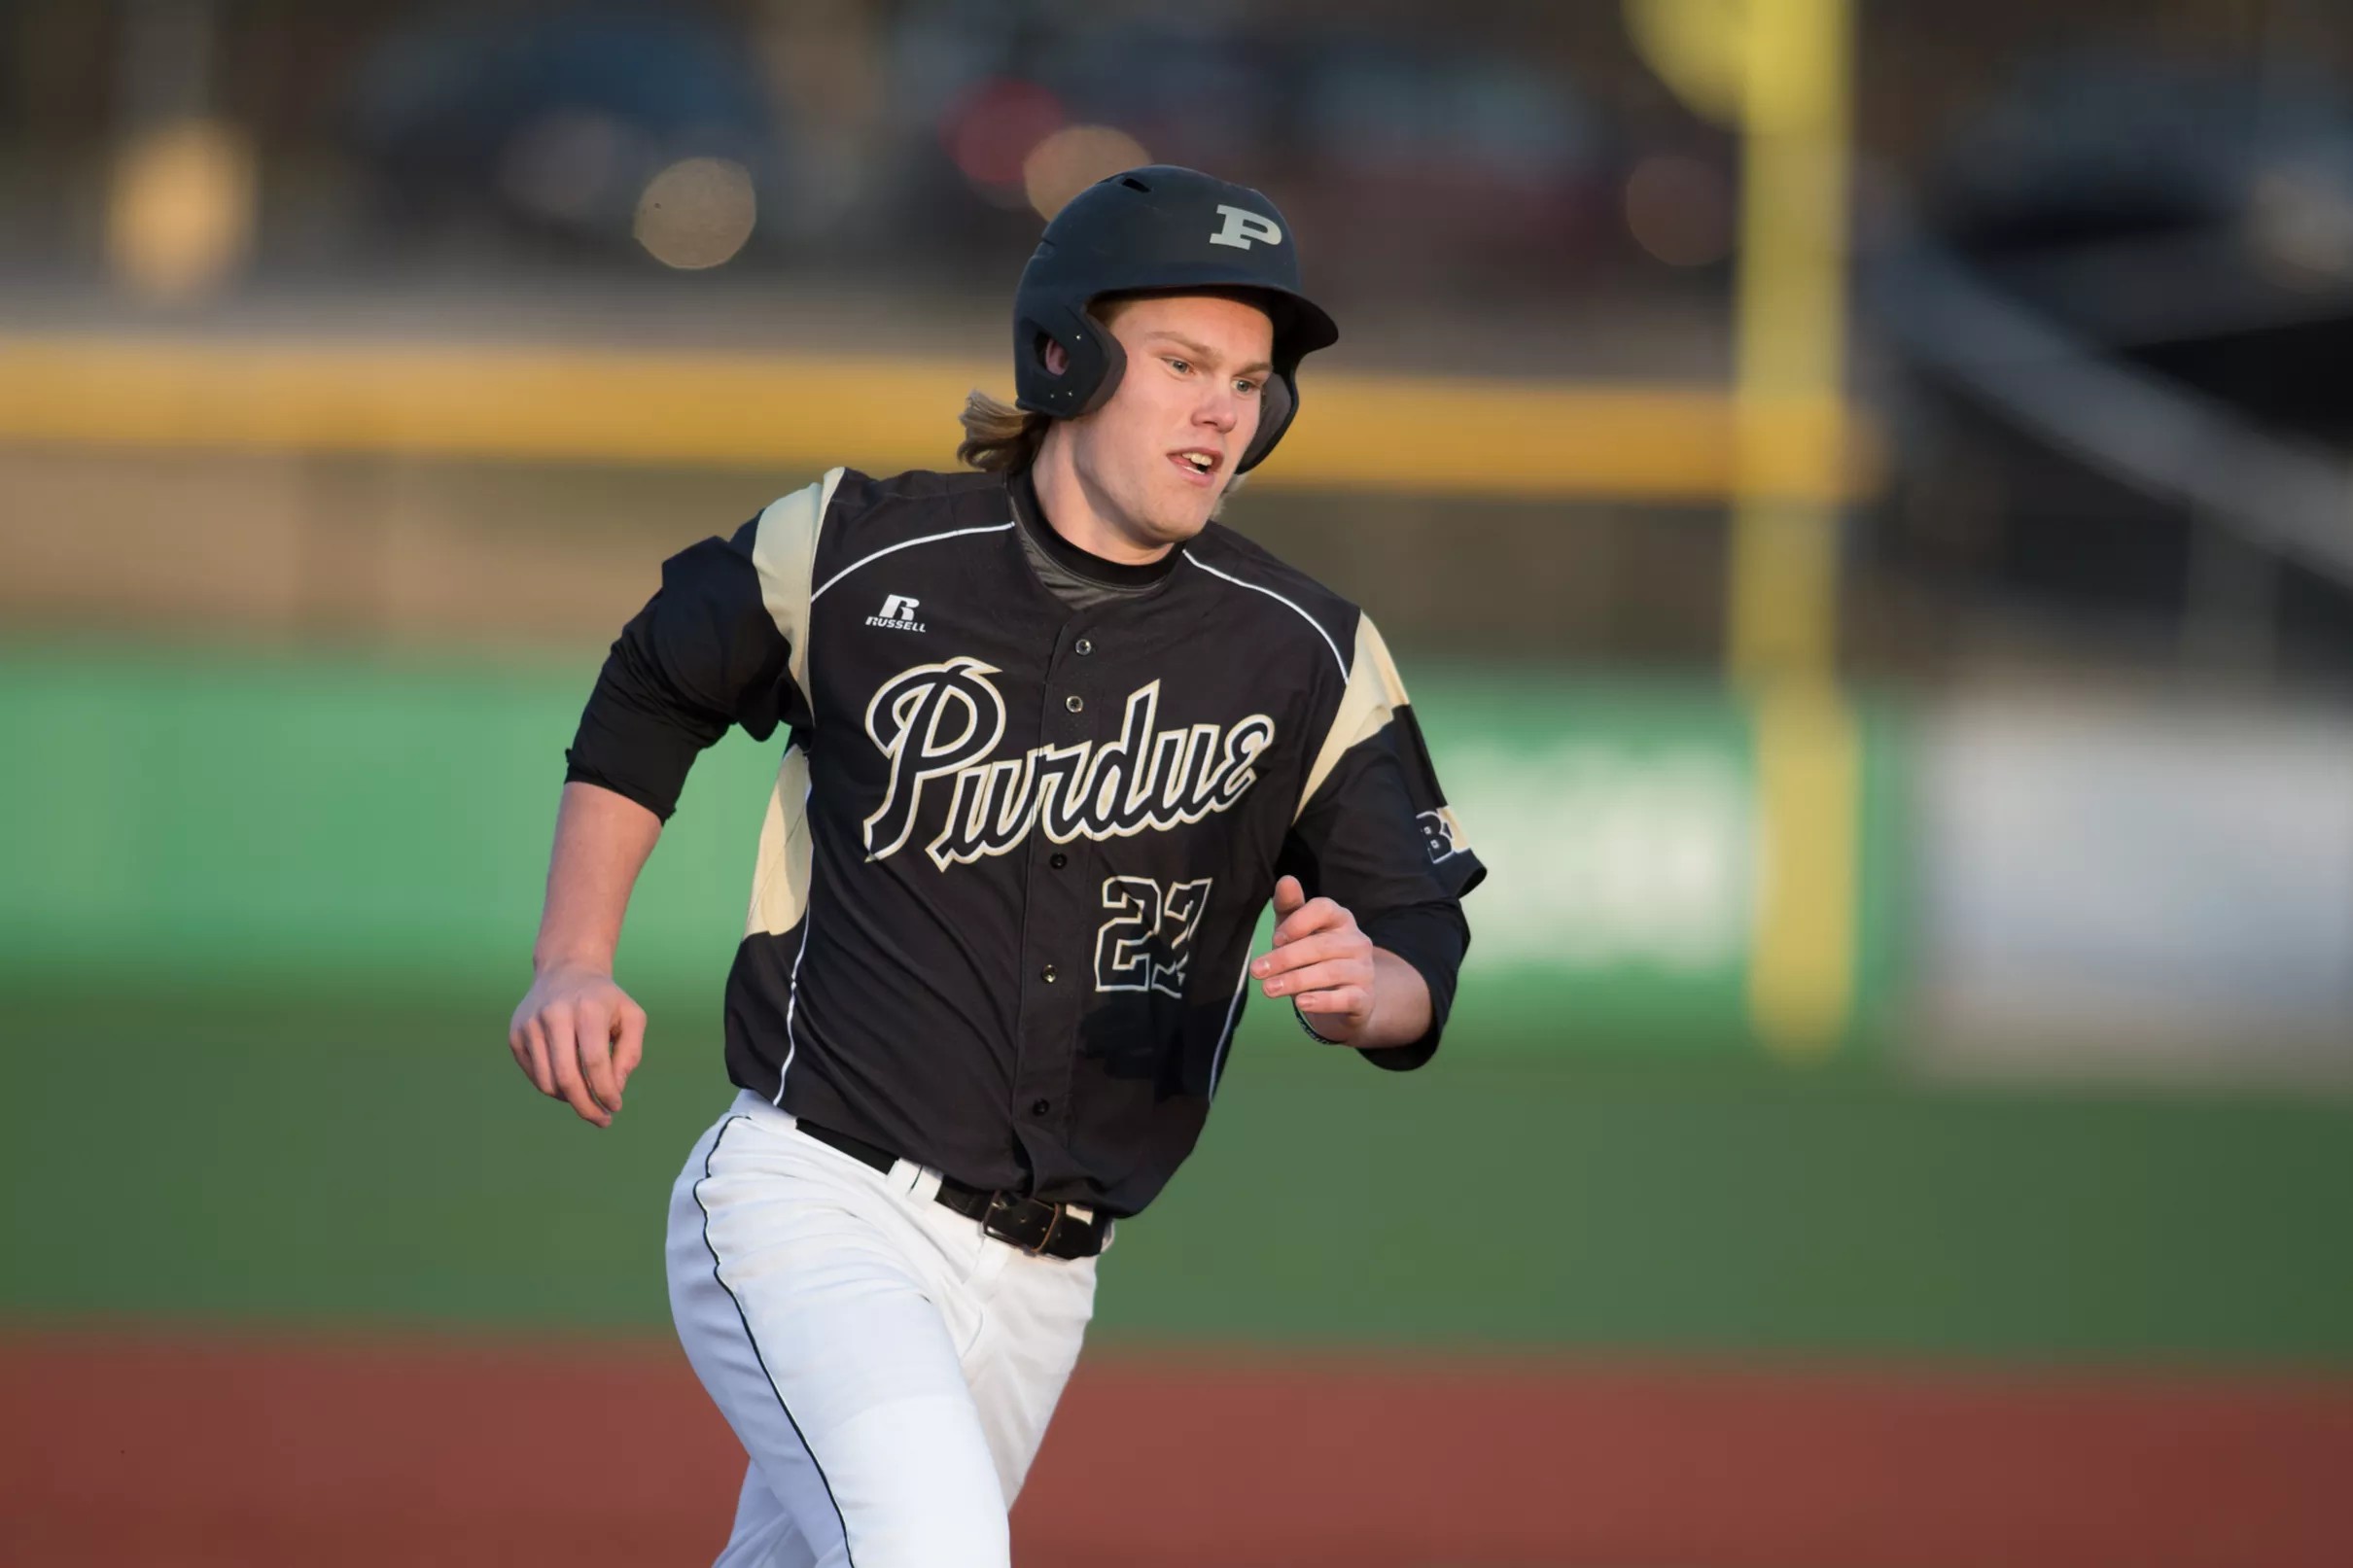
[1011,165,1339,472]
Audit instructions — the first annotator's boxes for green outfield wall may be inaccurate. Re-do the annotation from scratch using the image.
[0,645,1902,1056]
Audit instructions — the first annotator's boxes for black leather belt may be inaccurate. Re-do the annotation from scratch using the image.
[795,1120,1109,1261]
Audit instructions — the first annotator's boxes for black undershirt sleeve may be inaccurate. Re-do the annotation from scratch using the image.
[1355,902,1471,1071]
[564,521,793,821]
[1279,715,1484,1072]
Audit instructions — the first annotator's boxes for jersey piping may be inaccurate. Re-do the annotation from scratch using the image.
[1178,549,1349,679]
[811,522,1018,604]
[776,884,816,1106]
[1206,951,1254,1098]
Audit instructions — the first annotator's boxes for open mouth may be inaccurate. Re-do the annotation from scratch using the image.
[1169,449,1222,486]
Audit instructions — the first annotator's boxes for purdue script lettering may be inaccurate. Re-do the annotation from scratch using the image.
[861,656,1276,870]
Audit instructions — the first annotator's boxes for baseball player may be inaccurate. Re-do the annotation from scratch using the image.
[509,166,1483,1568]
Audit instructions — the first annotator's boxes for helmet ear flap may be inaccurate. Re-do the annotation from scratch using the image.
[1073,311,1126,416]
[1014,303,1126,420]
[1236,369,1297,472]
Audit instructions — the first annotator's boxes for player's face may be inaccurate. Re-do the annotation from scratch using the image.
[1067,294,1274,549]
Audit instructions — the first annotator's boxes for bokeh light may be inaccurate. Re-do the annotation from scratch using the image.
[633,157,756,270]
[2245,165,2353,285]
[1022,125,1151,221]
[106,117,256,304]
[942,79,1065,192]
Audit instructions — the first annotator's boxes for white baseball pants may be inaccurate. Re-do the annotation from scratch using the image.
[666,1091,1100,1568]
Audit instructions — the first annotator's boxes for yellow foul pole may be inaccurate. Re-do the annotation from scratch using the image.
[1629,0,1861,1059]
[1728,0,1852,677]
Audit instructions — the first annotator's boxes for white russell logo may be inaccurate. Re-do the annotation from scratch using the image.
[860,656,1275,870]
[866,594,925,633]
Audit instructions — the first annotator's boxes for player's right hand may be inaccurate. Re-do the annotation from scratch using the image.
[508,966,648,1129]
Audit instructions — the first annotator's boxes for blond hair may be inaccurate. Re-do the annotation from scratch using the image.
[957,390,1050,473]
[960,296,1143,472]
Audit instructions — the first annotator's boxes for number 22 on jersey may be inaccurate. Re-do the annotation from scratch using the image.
[1094,877,1212,997]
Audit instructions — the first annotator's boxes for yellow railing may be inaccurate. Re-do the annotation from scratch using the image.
[0,331,1878,505]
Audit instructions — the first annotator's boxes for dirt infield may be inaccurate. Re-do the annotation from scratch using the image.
[5,1329,2350,1567]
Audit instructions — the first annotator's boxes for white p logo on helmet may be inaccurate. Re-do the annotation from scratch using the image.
[1208,205,1282,251]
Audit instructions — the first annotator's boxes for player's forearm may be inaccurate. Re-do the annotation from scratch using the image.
[1353,947,1433,1050]
[531,781,664,975]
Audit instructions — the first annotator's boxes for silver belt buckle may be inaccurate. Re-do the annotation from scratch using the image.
[983,1191,1068,1256]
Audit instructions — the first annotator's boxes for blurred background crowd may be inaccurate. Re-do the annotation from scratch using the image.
[12,0,2353,678]
[4,3,2351,1566]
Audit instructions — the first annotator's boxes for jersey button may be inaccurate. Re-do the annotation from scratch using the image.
[1064,694,1084,713]
[1031,1098,1052,1116]
[1050,852,1068,870]
[1040,962,1058,983]
[1074,638,1094,655]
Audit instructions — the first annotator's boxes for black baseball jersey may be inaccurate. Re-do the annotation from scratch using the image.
[567,465,1483,1216]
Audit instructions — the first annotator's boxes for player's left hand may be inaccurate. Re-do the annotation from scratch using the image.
[1251,875,1378,1044]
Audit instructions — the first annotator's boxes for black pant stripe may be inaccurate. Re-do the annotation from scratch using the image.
[693,1115,856,1564]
